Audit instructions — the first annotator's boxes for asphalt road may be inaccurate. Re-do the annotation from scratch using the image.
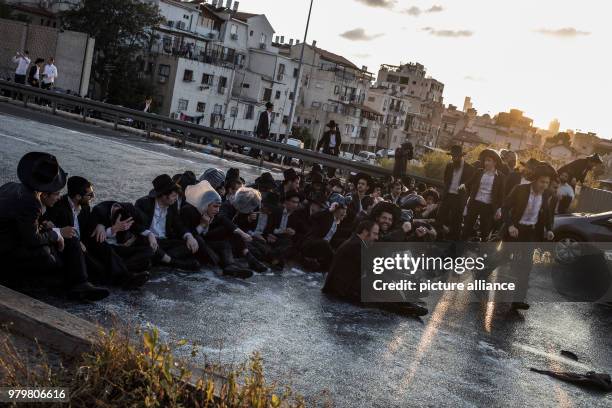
[1,102,611,407]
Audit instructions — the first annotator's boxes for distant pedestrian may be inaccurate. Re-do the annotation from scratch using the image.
[27,58,45,88]
[12,50,30,84]
[393,142,414,181]
[317,120,342,178]
[251,102,273,159]
[41,57,58,90]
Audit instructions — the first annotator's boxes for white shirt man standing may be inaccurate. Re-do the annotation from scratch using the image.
[13,51,30,84]
[42,57,58,90]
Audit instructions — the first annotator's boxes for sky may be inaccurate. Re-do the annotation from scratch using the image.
[239,0,611,138]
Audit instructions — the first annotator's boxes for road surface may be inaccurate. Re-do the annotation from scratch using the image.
[1,102,611,407]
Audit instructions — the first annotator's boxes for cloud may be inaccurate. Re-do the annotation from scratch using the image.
[403,6,421,16]
[354,0,396,9]
[354,53,372,58]
[422,27,473,37]
[535,27,590,38]
[340,28,384,41]
[426,5,444,13]
[464,75,485,82]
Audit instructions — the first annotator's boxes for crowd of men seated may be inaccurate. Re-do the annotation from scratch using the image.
[0,148,602,315]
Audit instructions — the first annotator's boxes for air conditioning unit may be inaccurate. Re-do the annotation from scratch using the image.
[158,77,167,84]
[259,43,266,49]
[177,21,186,30]
[231,33,238,40]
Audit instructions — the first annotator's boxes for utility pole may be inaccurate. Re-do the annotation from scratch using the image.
[286,0,314,141]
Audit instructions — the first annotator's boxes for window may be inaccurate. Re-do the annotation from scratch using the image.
[283,115,289,125]
[230,106,238,117]
[368,96,375,102]
[277,64,286,80]
[183,69,193,82]
[334,85,340,95]
[263,88,272,101]
[289,92,294,100]
[218,76,227,94]
[245,104,254,119]
[230,24,238,36]
[260,33,267,44]
[250,30,254,36]
[196,102,206,113]
[202,73,213,85]
[400,76,410,85]
[158,64,170,83]
[242,83,250,88]
[177,99,189,111]
[387,75,399,83]
[213,104,223,114]
[293,68,299,78]
[275,90,281,99]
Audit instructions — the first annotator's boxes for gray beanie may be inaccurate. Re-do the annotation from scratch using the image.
[199,168,225,189]
[186,181,222,215]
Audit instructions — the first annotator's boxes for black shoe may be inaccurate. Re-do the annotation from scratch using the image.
[223,265,253,279]
[301,257,321,272]
[69,282,110,301]
[122,271,150,290]
[246,253,268,273]
[511,302,530,311]
[270,260,284,272]
[170,258,201,271]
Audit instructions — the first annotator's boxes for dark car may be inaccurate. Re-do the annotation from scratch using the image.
[553,211,612,263]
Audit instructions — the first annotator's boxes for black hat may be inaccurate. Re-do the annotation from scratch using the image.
[284,190,303,202]
[67,176,91,196]
[307,191,327,207]
[283,168,299,181]
[311,164,322,174]
[225,168,244,184]
[261,191,280,209]
[265,102,274,109]
[177,171,197,191]
[255,172,277,191]
[520,158,542,170]
[479,149,502,167]
[17,152,67,192]
[351,172,372,187]
[370,201,402,226]
[326,120,338,128]
[533,163,557,179]
[149,174,180,198]
[448,145,465,157]
[587,153,603,165]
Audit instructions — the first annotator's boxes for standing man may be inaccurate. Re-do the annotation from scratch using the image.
[501,163,557,311]
[317,121,343,178]
[41,57,58,90]
[556,170,575,214]
[437,145,475,240]
[27,58,44,88]
[12,51,30,84]
[251,102,274,159]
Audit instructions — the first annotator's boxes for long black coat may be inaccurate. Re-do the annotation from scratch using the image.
[317,130,342,155]
[0,182,56,256]
[466,169,505,210]
[502,183,554,237]
[305,210,335,240]
[443,161,475,195]
[180,203,236,241]
[43,195,92,237]
[135,196,188,240]
[256,111,271,139]
[322,235,363,301]
[90,201,148,236]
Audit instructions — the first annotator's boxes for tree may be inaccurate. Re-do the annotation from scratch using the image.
[61,0,163,106]
[0,0,12,19]
[548,132,571,147]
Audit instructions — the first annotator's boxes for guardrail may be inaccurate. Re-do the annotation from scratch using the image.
[0,79,443,187]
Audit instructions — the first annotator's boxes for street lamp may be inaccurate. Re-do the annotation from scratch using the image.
[286,0,314,142]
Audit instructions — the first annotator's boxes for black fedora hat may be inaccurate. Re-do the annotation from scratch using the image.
[448,145,465,157]
[149,174,180,198]
[533,163,557,179]
[326,120,338,128]
[17,152,67,192]
[479,148,502,167]
[351,172,372,187]
[265,101,274,109]
[177,171,197,191]
[283,168,299,181]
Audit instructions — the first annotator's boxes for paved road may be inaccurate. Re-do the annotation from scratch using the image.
[1,102,611,407]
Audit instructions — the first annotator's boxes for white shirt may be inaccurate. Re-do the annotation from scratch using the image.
[324,220,339,242]
[448,162,464,194]
[557,183,575,199]
[266,111,273,131]
[274,209,289,234]
[329,133,337,148]
[32,66,40,81]
[13,56,30,75]
[475,171,496,204]
[68,198,81,238]
[43,64,58,84]
[519,188,543,226]
[250,212,268,236]
[149,202,168,239]
[520,177,530,185]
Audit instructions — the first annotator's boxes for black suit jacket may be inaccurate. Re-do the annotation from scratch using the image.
[306,210,335,240]
[443,161,475,195]
[180,203,236,241]
[316,131,342,155]
[135,196,188,240]
[502,184,554,233]
[504,170,522,198]
[322,235,362,301]
[0,182,56,255]
[90,201,147,235]
[265,207,307,238]
[256,111,271,139]
[466,169,505,210]
[43,195,92,238]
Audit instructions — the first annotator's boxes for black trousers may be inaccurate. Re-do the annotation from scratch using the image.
[3,238,88,288]
[153,239,194,264]
[462,200,494,241]
[301,239,335,270]
[14,74,25,84]
[88,241,154,284]
[503,225,538,302]
[439,193,465,241]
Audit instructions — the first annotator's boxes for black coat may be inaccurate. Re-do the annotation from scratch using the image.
[265,207,307,238]
[43,195,92,238]
[180,203,236,241]
[317,130,342,155]
[504,170,522,198]
[90,201,148,235]
[256,111,272,139]
[322,235,363,301]
[305,210,335,240]
[443,161,475,195]
[557,159,592,184]
[466,169,505,210]
[0,182,56,255]
[502,184,554,235]
[134,196,188,240]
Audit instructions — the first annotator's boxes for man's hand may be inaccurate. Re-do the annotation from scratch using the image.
[402,222,412,234]
[91,224,107,243]
[457,184,466,192]
[237,229,252,243]
[495,208,502,221]
[186,235,199,254]
[111,215,134,235]
[508,225,519,238]
[148,233,158,252]
[200,214,211,227]
[546,231,555,241]
[415,226,428,238]
[285,227,296,236]
[60,226,77,239]
[328,202,340,212]
[80,242,87,253]
[267,235,277,244]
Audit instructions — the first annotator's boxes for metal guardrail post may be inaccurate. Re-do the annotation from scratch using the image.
[114,114,119,130]
[23,95,27,108]
[146,122,151,139]
[82,106,87,122]
[259,154,264,168]
[52,100,57,115]
[220,142,225,159]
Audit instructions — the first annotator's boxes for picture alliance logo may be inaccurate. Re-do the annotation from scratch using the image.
[372,251,488,276]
